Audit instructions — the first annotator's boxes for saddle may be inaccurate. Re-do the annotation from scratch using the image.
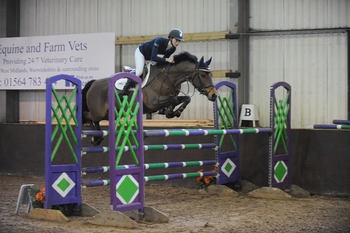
[120,62,151,89]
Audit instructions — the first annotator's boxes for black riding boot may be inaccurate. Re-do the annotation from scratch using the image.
[120,79,136,96]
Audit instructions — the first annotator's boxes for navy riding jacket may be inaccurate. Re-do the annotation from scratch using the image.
[138,37,176,63]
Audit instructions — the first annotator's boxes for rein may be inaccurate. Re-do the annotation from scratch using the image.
[142,65,170,88]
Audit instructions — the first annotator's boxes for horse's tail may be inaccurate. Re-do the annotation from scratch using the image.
[82,80,96,124]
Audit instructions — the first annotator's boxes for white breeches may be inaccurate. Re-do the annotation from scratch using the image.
[135,47,145,77]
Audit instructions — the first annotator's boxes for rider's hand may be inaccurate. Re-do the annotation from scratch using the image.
[166,58,174,63]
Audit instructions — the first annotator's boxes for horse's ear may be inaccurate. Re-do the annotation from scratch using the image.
[205,57,212,66]
[199,56,204,66]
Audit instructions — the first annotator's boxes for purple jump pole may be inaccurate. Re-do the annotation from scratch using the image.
[83,171,217,187]
[314,124,350,130]
[333,120,350,125]
[82,160,216,174]
[143,128,272,137]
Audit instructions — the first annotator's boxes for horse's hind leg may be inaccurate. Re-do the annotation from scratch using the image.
[120,78,137,96]
[84,112,105,145]
[92,121,104,145]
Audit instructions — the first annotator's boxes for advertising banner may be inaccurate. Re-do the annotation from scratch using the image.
[0,32,115,89]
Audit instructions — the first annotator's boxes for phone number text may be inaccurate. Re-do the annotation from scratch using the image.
[0,77,42,87]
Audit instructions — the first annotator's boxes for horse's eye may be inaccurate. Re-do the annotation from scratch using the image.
[200,73,207,78]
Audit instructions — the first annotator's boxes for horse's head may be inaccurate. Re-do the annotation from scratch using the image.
[192,56,218,101]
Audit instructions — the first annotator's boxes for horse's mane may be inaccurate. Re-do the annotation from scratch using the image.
[154,51,197,69]
[173,51,197,64]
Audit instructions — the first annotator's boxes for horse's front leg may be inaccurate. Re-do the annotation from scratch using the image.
[162,96,191,118]
[154,96,191,118]
[171,96,191,117]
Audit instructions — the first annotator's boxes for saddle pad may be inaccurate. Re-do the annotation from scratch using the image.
[114,78,128,90]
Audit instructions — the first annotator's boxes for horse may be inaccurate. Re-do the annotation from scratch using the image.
[82,51,218,145]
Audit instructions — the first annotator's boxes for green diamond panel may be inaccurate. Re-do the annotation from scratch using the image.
[52,172,75,198]
[116,175,139,204]
[224,163,233,174]
[274,161,288,183]
[57,178,70,192]
[221,159,236,177]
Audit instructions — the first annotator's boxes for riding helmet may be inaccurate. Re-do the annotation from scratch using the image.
[168,28,184,41]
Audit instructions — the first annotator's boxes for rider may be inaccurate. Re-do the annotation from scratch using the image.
[120,28,184,95]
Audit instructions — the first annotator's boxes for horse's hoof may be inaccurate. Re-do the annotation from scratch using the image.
[95,138,104,146]
[166,113,175,118]
[91,137,104,146]
[158,109,166,115]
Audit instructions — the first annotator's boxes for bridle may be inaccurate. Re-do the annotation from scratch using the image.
[191,67,215,96]
[169,63,215,97]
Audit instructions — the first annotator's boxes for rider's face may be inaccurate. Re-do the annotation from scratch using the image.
[171,38,181,47]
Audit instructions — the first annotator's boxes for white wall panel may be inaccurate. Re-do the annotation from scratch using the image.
[15,0,232,122]
[20,0,68,36]
[36,0,67,35]
[20,0,38,36]
[19,90,45,121]
[7,0,348,127]
[250,33,347,128]
[20,0,123,36]
[97,0,122,33]
[119,0,229,36]
[66,0,99,34]
[250,0,350,30]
